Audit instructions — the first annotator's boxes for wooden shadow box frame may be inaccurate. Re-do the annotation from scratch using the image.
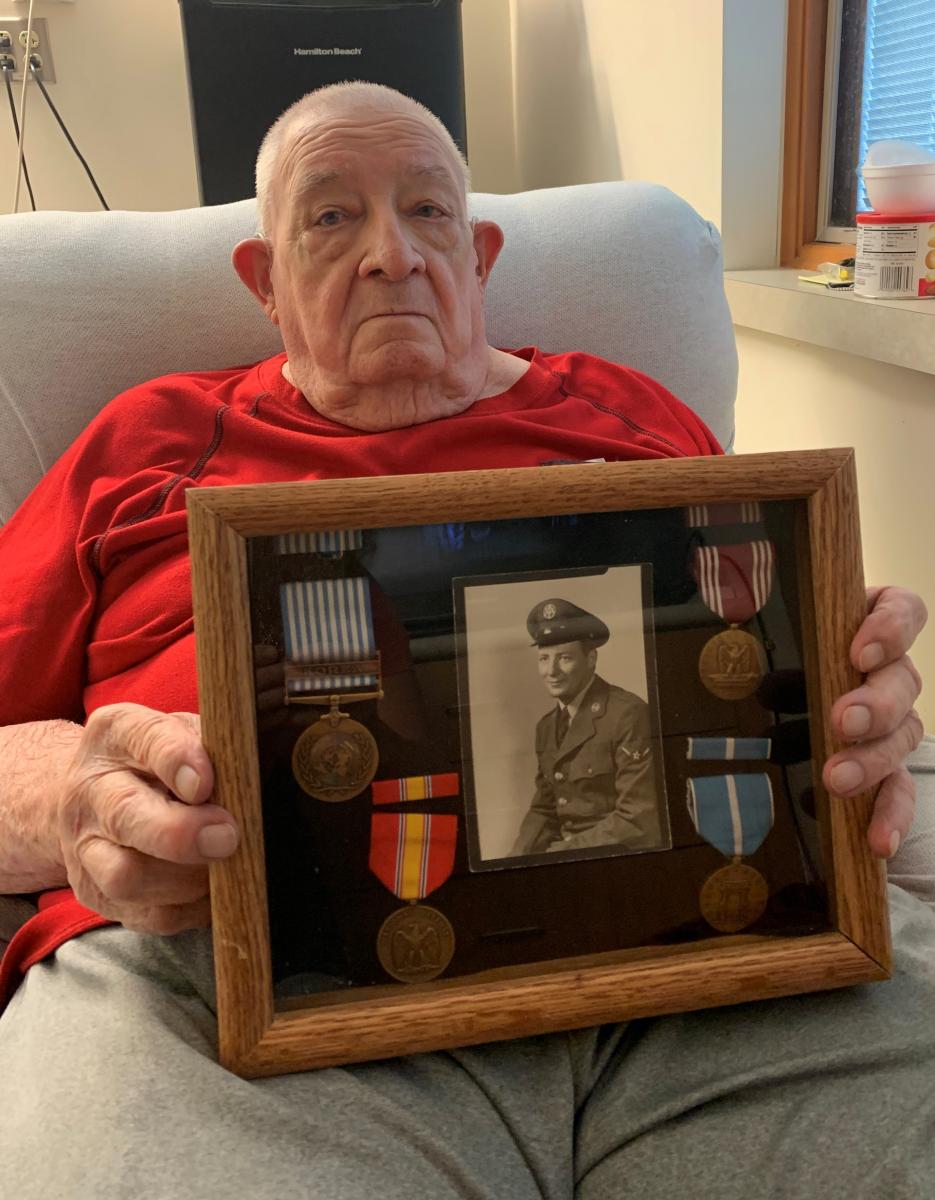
[187,449,890,1079]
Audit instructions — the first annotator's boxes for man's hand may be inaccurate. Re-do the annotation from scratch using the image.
[823,586,927,858]
[57,703,238,934]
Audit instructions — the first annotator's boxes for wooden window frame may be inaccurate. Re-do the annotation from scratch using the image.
[782,0,856,268]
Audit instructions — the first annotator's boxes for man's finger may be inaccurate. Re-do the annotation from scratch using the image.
[80,894,213,936]
[253,643,280,667]
[830,657,922,742]
[853,586,928,673]
[84,703,214,805]
[118,897,213,936]
[74,770,239,866]
[823,711,924,797]
[78,837,210,906]
[866,766,916,859]
[254,661,284,694]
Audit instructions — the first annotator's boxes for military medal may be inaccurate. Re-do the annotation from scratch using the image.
[370,810,457,983]
[699,863,769,933]
[376,905,456,985]
[692,541,776,700]
[291,698,378,802]
[279,574,382,802]
[687,773,774,932]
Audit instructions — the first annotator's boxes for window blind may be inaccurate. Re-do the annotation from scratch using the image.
[858,0,935,211]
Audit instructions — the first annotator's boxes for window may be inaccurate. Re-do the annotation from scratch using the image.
[781,0,935,265]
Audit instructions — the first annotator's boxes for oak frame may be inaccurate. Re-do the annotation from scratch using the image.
[187,450,889,1079]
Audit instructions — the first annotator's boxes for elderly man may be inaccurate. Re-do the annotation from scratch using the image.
[512,598,663,856]
[0,83,931,1199]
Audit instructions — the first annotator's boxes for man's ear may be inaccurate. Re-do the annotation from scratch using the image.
[232,238,279,326]
[470,220,504,290]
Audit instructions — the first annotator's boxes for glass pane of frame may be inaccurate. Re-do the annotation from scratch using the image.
[243,498,830,1009]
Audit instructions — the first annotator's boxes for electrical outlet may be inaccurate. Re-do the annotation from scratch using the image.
[0,17,55,83]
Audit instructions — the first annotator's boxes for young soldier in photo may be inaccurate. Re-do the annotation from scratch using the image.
[510,598,664,855]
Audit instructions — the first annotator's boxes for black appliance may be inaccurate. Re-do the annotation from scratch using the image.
[179,0,466,206]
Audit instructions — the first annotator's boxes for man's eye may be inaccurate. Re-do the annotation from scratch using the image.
[414,203,444,218]
[316,210,344,227]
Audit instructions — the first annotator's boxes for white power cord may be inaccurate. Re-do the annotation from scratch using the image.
[11,0,36,214]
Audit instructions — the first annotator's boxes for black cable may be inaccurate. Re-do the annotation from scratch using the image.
[2,67,36,211]
[29,60,109,211]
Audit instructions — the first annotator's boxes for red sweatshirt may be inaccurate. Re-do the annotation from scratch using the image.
[0,347,721,1007]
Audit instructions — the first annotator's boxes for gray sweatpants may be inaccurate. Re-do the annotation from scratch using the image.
[2,884,935,1199]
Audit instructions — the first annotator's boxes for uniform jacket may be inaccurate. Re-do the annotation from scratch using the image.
[510,674,663,855]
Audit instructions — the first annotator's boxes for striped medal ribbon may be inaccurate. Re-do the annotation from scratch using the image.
[275,530,364,557]
[691,541,776,701]
[686,773,773,932]
[687,737,771,761]
[685,501,763,529]
[279,578,379,696]
[372,774,460,805]
[280,577,381,802]
[370,812,458,984]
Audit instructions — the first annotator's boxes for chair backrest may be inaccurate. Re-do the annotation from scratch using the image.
[0,181,737,524]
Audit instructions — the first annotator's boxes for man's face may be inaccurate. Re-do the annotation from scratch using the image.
[537,641,597,703]
[256,108,497,405]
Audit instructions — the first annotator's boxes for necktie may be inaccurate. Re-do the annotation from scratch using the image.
[556,706,570,745]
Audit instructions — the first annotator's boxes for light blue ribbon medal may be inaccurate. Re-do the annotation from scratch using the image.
[279,568,382,803]
[686,773,773,931]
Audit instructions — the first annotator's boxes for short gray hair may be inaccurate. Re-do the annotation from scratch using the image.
[254,82,471,238]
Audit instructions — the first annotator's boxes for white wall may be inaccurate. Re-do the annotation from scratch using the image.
[510,0,722,213]
[0,0,521,213]
[734,329,935,725]
[0,0,199,212]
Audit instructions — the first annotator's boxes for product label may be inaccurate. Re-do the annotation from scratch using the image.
[855,220,935,299]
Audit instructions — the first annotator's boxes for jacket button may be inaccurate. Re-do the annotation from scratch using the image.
[586,766,593,774]
[557,797,568,807]
[554,770,564,782]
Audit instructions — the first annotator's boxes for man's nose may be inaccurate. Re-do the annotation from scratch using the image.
[359,213,426,281]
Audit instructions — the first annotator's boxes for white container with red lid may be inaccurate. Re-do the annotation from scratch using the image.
[854,211,935,299]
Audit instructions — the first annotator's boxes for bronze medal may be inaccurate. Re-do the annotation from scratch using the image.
[699,862,768,932]
[697,628,766,700]
[377,904,456,983]
[291,710,379,802]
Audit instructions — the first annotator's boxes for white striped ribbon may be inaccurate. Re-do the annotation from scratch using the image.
[280,577,377,693]
[687,502,763,527]
[275,530,363,556]
[695,540,775,621]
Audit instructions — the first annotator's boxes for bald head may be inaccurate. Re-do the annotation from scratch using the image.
[231,81,526,434]
[255,83,471,238]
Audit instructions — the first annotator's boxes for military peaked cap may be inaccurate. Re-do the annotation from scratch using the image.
[526,598,609,648]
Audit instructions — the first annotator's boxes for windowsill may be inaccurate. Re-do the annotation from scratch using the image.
[723,268,935,378]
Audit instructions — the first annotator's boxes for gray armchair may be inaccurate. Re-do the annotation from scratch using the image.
[1,181,930,954]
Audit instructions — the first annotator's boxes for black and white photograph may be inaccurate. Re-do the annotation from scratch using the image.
[455,565,670,870]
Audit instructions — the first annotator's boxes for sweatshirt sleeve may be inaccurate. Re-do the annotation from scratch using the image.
[0,434,101,724]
